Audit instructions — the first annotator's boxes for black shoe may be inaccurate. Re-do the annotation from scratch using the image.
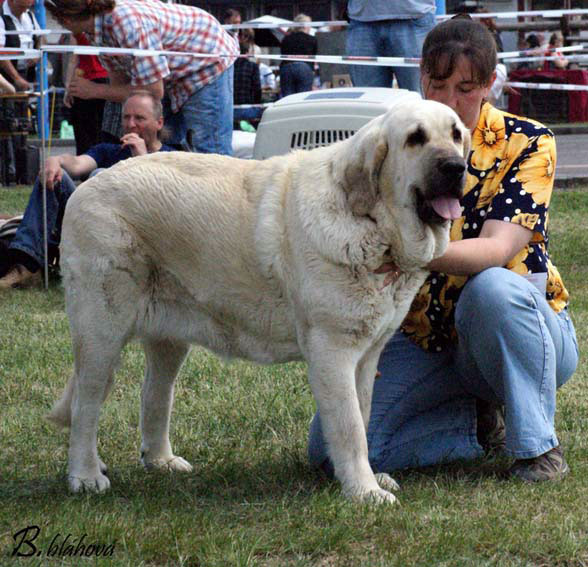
[509,445,569,482]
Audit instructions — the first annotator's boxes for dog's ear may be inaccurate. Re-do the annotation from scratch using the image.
[337,125,389,216]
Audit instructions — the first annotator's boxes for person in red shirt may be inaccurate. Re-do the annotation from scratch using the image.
[64,32,109,154]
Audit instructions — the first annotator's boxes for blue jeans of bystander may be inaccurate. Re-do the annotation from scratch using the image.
[345,14,435,93]
[164,66,234,155]
[9,170,79,268]
[280,63,314,98]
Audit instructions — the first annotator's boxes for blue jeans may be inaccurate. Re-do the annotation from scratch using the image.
[234,106,264,123]
[280,63,314,98]
[9,171,78,268]
[164,66,234,155]
[308,267,579,473]
[345,14,435,93]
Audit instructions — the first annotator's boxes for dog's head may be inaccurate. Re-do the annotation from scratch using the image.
[335,99,470,223]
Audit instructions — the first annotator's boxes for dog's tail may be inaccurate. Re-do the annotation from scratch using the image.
[46,373,76,428]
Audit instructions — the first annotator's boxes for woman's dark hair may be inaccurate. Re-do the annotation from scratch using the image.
[420,17,497,86]
[45,0,115,21]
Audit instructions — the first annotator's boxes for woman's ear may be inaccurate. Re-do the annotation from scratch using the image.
[482,69,497,99]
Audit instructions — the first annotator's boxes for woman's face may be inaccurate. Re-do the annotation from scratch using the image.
[421,55,495,132]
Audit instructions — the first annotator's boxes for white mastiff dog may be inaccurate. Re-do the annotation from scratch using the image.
[49,99,469,504]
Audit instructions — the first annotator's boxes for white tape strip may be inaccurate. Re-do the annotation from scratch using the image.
[39,45,422,67]
[225,20,346,31]
[2,43,587,70]
[439,8,588,19]
[0,29,62,35]
[0,48,40,60]
[507,81,588,91]
[227,8,588,29]
[234,103,273,109]
[505,53,588,64]
[499,45,585,59]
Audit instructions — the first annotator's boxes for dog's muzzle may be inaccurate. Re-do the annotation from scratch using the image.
[417,155,467,224]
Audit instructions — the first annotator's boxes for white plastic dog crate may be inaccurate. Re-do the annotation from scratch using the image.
[253,87,422,160]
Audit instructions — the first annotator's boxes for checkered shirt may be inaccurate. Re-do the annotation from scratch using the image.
[94,0,238,113]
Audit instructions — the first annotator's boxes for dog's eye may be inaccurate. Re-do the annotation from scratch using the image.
[452,125,462,143]
[405,126,428,147]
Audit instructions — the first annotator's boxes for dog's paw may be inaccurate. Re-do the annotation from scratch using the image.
[375,472,400,492]
[68,472,110,494]
[360,487,398,505]
[98,457,108,474]
[166,456,193,473]
[143,455,193,473]
[344,483,398,505]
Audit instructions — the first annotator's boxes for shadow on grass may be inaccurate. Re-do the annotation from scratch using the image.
[1,450,515,509]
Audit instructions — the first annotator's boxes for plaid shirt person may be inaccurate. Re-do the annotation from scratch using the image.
[93,0,238,113]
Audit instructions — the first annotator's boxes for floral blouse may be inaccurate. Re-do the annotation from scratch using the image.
[402,103,569,353]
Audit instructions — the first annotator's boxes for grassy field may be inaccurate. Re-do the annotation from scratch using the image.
[0,185,587,567]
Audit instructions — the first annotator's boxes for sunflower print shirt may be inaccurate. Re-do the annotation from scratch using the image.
[402,103,569,353]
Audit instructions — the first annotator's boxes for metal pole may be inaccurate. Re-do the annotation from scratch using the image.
[39,54,48,290]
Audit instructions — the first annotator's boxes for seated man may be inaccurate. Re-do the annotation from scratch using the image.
[0,90,173,289]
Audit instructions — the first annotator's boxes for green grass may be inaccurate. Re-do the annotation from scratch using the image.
[1,186,587,567]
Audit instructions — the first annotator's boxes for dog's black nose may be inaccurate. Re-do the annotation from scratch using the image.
[439,158,466,179]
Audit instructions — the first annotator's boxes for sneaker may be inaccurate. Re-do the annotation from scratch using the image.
[509,445,569,482]
[476,399,506,454]
[0,265,41,289]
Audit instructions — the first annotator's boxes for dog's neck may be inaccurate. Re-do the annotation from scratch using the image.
[373,260,402,288]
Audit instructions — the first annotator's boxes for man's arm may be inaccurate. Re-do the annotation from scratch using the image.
[43,154,98,189]
[67,72,164,102]
[0,60,30,91]
[0,72,15,93]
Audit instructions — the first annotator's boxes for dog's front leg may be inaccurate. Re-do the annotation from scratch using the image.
[355,337,401,495]
[307,331,397,505]
[140,339,193,473]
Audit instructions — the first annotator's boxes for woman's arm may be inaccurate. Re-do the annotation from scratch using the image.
[67,70,164,102]
[428,219,533,276]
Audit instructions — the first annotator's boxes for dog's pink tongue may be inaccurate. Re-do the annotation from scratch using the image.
[431,196,462,220]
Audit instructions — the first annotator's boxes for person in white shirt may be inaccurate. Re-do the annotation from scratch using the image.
[0,0,41,91]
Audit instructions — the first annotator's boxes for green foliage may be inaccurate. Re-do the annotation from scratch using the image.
[1,187,587,566]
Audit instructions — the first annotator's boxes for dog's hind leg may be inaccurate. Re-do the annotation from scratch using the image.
[66,328,127,493]
[307,330,396,505]
[140,338,193,473]
[62,272,137,493]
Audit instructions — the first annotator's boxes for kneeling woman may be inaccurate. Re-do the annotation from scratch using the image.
[309,16,578,482]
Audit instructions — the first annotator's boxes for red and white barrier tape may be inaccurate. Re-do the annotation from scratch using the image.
[226,8,588,29]
[499,45,585,60]
[504,53,588,64]
[1,6,588,38]
[1,45,425,67]
[507,81,588,91]
[2,45,588,87]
